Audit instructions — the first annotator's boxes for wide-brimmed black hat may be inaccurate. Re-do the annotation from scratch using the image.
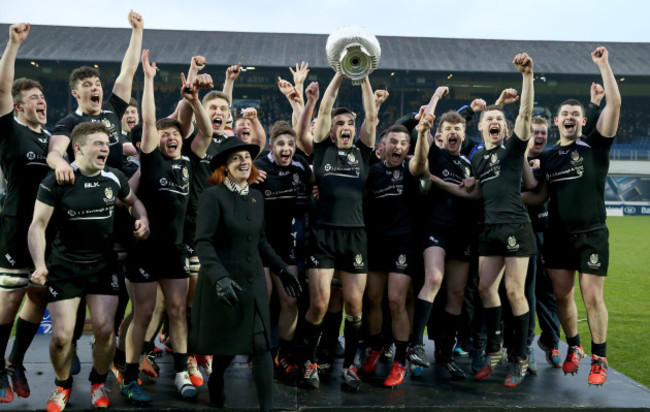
[209,137,260,171]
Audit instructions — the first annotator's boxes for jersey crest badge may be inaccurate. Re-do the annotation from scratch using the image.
[182,166,189,182]
[396,254,408,270]
[571,150,581,162]
[588,253,601,269]
[293,173,301,185]
[104,187,114,200]
[490,153,498,165]
[506,235,520,251]
[353,253,364,268]
[347,153,357,164]
[102,119,112,129]
[392,169,402,181]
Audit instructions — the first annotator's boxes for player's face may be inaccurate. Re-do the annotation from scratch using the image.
[121,106,139,132]
[204,98,230,134]
[72,76,103,115]
[77,132,109,172]
[383,132,410,167]
[374,138,385,160]
[158,126,183,160]
[330,114,356,149]
[226,150,252,185]
[529,124,548,156]
[440,121,465,155]
[479,109,507,146]
[16,87,47,126]
[434,128,444,149]
[235,118,253,143]
[555,104,586,141]
[271,134,296,167]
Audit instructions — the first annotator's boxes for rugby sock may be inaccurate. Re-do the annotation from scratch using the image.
[591,341,607,358]
[302,321,322,363]
[113,348,126,368]
[367,333,382,351]
[55,376,73,390]
[142,340,155,355]
[88,366,108,385]
[0,322,12,369]
[172,352,189,373]
[344,315,362,367]
[440,311,462,359]
[567,334,581,348]
[124,363,139,384]
[484,306,503,353]
[512,312,530,360]
[278,338,292,354]
[394,340,408,365]
[410,298,433,346]
[9,317,40,365]
[321,310,342,351]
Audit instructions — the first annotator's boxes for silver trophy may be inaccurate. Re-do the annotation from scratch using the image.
[326,25,381,85]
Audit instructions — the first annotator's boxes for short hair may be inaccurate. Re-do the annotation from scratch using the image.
[479,104,505,121]
[11,78,44,104]
[556,99,585,117]
[208,163,260,186]
[438,111,466,129]
[70,122,109,148]
[128,98,138,108]
[130,123,143,146]
[202,90,230,107]
[384,124,410,137]
[531,116,549,129]
[69,66,101,90]
[156,118,182,134]
[270,121,296,144]
[331,107,355,120]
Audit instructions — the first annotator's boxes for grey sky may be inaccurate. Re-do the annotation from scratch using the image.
[1,0,647,43]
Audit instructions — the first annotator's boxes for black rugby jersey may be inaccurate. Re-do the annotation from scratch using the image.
[37,166,130,262]
[0,113,50,219]
[523,156,548,233]
[312,138,372,227]
[53,94,128,169]
[137,149,196,249]
[253,152,312,243]
[365,159,418,237]
[539,130,613,232]
[471,135,531,224]
[427,144,480,230]
[182,131,229,215]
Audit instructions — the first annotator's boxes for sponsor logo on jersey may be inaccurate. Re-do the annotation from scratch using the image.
[353,253,364,268]
[588,253,601,269]
[506,235,520,251]
[68,210,77,217]
[442,169,450,177]
[26,151,35,160]
[160,178,168,186]
[324,164,332,172]
[84,182,100,188]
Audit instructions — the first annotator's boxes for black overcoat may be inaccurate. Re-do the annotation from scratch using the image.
[189,184,285,355]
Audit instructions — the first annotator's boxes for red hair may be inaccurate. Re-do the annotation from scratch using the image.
[208,164,260,186]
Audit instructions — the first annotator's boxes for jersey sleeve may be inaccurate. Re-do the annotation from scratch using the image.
[106,94,129,120]
[357,139,374,166]
[35,172,60,207]
[52,115,75,138]
[0,112,14,142]
[427,144,443,174]
[114,168,131,199]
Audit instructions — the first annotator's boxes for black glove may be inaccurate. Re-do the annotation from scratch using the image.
[215,277,242,307]
[277,267,302,297]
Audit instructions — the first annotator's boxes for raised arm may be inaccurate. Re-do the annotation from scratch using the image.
[140,50,159,154]
[242,108,266,157]
[592,47,621,138]
[28,200,54,285]
[112,10,144,102]
[495,88,520,109]
[295,81,319,155]
[358,76,378,148]
[222,63,241,104]
[289,61,309,104]
[278,76,303,128]
[584,82,604,135]
[177,56,212,137]
[182,73,214,158]
[0,23,30,115]
[409,109,434,177]
[512,53,534,141]
[312,73,344,143]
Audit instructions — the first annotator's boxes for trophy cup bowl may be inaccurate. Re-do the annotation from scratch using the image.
[326,25,381,85]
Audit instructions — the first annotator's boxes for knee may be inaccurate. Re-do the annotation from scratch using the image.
[51,329,73,349]
[422,273,442,292]
[94,323,115,343]
[388,293,406,315]
[448,288,465,306]
[477,282,493,300]
[367,290,383,309]
[506,286,525,303]
[310,296,329,318]
[343,297,362,316]
[166,301,186,321]
[279,295,298,312]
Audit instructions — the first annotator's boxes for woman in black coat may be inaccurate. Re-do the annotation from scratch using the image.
[189,138,301,411]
